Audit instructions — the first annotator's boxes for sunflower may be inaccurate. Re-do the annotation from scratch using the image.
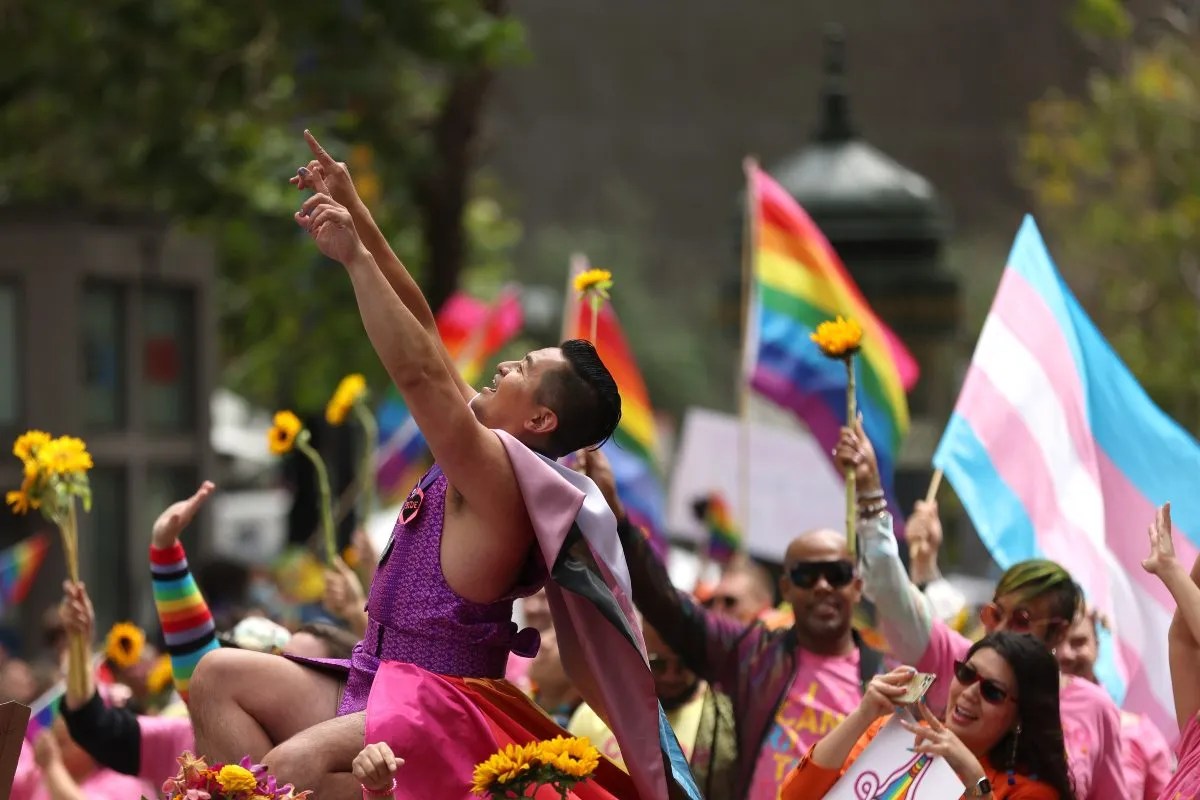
[810,315,863,359]
[325,374,367,426]
[267,411,303,455]
[34,436,93,478]
[12,430,51,462]
[5,487,32,515]
[573,268,613,297]
[535,736,600,780]
[146,653,174,695]
[105,621,146,669]
[471,742,537,795]
[216,764,258,793]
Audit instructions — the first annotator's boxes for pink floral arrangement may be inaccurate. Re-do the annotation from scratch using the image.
[152,752,311,800]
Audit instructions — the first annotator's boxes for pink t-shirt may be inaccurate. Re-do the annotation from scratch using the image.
[746,649,862,800]
[1160,712,1200,800]
[1119,710,1173,800]
[138,713,196,787]
[917,620,1129,800]
[505,652,533,694]
[13,739,156,800]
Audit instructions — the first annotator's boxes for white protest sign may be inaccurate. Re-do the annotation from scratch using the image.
[825,714,964,799]
[666,405,844,562]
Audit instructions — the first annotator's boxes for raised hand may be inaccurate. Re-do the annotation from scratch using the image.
[352,741,402,794]
[33,730,62,769]
[900,704,987,788]
[908,500,943,580]
[323,557,367,629]
[833,416,882,494]
[575,448,623,520]
[60,580,95,642]
[1142,503,1177,576]
[152,481,216,550]
[858,666,916,720]
[296,171,366,265]
[289,130,356,205]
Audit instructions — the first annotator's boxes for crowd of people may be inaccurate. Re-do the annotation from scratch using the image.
[7,131,1200,800]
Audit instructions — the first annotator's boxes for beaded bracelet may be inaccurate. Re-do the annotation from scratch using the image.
[858,501,888,519]
[857,488,885,501]
[362,778,397,799]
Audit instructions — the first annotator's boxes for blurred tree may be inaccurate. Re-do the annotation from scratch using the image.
[0,0,526,409]
[1020,0,1200,433]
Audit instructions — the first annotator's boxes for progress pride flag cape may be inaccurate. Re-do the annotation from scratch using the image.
[498,431,699,800]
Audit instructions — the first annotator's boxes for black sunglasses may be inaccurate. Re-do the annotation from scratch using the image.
[953,660,1015,705]
[788,560,856,590]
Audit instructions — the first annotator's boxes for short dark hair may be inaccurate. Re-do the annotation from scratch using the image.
[536,339,622,458]
[994,559,1082,641]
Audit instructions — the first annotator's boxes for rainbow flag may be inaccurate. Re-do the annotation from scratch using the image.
[375,290,523,502]
[702,492,741,564]
[744,164,918,504]
[566,269,667,553]
[25,684,61,741]
[0,532,48,613]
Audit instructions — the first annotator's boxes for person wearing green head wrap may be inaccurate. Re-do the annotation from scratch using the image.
[834,420,1130,800]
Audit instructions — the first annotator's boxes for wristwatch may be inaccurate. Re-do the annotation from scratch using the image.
[966,777,993,797]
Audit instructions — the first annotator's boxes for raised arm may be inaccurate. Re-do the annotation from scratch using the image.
[835,422,937,665]
[292,132,474,404]
[298,184,530,594]
[1141,502,1200,728]
[578,449,750,689]
[149,481,220,703]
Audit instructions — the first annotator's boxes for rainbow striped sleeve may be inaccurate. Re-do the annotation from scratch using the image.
[150,541,218,702]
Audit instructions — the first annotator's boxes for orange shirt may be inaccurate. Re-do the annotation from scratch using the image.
[780,716,1062,800]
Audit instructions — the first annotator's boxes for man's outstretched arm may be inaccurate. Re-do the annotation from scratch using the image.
[299,184,528,580]
[293,131,474,404]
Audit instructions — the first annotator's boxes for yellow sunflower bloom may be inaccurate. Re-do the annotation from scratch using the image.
[104,622,146,669]
[6,488,32,515]
[325,374,367,426]
[217,764,258,793]
[471,742,537,795]
[146,654,174,695]
[34,436,93,478]
[811,315,863,358]
[573,268,613,296]
[535,736,600,779]
[12,430,51,462]
[268,411,303,455]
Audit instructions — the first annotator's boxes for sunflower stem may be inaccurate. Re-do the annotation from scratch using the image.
[845,355,857,561]
[297,436,337,567]
[62,498,89,698]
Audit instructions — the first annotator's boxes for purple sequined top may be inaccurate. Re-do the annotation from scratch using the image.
[362,465,545,678]
[292,464,546,716]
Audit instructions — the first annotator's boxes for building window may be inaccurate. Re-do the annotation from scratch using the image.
[81,466,128,627]
[142,288,196,433]
[0,283,19,427]
[82,282,127,430]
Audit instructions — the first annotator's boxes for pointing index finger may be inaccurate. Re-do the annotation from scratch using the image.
[304,129,337,168]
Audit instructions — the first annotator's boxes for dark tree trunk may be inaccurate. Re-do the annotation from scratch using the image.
[418,0,507,313]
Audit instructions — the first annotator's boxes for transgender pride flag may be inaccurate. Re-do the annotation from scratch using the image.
[934,216,1200,739]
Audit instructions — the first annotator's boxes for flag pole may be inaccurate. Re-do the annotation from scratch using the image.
[736,157,760,563]
[564,253,588,343]
[925,468,944,505]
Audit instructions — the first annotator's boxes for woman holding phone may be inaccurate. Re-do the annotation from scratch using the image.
[781,632,1076,799]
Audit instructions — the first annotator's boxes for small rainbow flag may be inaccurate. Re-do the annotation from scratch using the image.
[0,532,48,613]
[375,290,524,502]
[702,492,741,565]
[744,164,918,509]
[565,260,667,553]
[25,684,62,741]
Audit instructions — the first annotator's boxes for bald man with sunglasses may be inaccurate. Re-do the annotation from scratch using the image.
[577,448,887,800]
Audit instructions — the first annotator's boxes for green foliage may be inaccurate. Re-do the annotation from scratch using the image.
[0,0,526,409]
[1020,4,1200,433]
